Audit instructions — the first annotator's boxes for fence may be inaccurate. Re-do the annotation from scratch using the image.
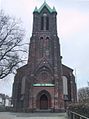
[67,110,89,119]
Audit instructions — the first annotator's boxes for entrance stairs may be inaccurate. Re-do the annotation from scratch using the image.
[35,109,52,113]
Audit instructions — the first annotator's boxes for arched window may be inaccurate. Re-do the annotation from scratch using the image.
[44,37,50,57]
[46,16,49,30]
[21,76,26,94]
[62,76,68,95]
[45,37,49,48]
[41,16,44,30]
[41,14,49,30]
[40,37,43,40]
[39,37,44,58]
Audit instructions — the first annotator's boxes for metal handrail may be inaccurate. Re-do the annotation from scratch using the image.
[67,110,89,119]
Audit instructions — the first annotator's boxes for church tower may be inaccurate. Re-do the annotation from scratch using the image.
[12,2,77,112]
[28,1,64,111]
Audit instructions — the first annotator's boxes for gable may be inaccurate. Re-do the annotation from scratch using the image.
[33,1,56,13]
[33,57,53,75]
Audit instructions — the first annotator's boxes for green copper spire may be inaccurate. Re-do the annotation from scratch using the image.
[33,2,56,13]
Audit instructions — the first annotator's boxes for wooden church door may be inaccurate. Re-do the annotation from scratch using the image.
[40,94,48,109]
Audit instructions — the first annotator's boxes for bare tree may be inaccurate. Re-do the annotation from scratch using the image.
[78,87,89,103]
[0,10,27,79]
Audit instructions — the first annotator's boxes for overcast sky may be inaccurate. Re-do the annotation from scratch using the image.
[0,0,89,96]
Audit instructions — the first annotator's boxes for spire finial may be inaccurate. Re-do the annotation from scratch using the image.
[53,6,56,12]
[44,0,46,3]
[34,6,38,12]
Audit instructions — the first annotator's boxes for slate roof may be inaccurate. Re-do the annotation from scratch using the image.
[62,64,73,72]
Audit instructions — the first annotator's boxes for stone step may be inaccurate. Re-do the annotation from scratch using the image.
[35,109,51,113]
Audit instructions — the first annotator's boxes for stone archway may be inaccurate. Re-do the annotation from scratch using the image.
[40,94,48,109]
[36,90,51,110]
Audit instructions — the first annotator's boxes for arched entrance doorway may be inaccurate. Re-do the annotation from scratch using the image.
[40,94,48,109]
[36,90,51,110]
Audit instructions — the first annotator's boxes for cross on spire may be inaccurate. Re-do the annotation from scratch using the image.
[44,0,46,3]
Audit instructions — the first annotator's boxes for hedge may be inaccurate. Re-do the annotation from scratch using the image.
[68,102,89,118]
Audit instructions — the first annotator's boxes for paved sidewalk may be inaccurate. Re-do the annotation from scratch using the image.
[0,112,67,119]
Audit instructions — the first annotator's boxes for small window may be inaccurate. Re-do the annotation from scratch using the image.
[40,37,43,40]
[46,37,49,39]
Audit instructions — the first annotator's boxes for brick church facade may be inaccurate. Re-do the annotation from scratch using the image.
[12,2,77,112]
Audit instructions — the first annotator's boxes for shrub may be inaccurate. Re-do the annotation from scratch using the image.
[68,102,89,117]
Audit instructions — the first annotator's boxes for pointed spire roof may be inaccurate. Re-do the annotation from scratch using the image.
[34,6,38,12]
[53,6,56,12]
[33,1,56,13]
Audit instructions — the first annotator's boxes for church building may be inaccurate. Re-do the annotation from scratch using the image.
[12,2,77,112]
